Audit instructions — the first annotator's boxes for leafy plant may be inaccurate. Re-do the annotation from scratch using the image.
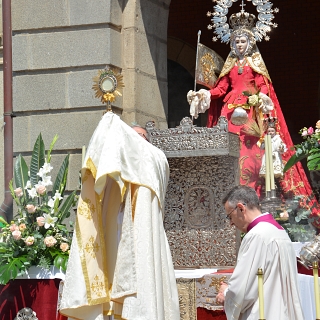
[0,134,77,284]
[284,122,320,172]
[276,195,317,242]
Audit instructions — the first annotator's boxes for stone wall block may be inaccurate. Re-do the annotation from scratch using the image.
[12,28,121,71]
[69,0,122,27]
[12,0,69,30]
[123,70,166,119]
[13,111,108,152]
[13,70,123,112]
[13,73,67,112]
[123,29,156,76]
[121,69,136,107]
[155,40,167,80]
[140,0,168,40]
[123,0,168,40]
[122,0,139,29]
[67,69,123,109]
[12,0,122,30]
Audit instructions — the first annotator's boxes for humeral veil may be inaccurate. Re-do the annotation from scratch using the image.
[60,112,180,320]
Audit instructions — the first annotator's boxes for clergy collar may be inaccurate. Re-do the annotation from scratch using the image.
[247,213,283,233]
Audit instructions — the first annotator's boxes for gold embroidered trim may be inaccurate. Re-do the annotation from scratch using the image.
[247,53,271,82]
[91,274,106,298]
[239,156,252,186]
[86,157,97,179]
[209,276,228,292]
[84,236,100,258]
[219,56,236,78]
[78,198,94,220]
[218,52,271,83]
[200,53,216,85]
[96,191,110,302]
[176,278,196,320]
[82,169,91,183]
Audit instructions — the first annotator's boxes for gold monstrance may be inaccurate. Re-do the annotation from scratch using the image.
[92,67,124,112]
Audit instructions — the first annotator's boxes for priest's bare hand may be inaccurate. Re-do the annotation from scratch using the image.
[216,281,228,305]
[216,292,225,305]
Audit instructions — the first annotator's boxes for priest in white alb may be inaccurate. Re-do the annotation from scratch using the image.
[216,185,304,320]
[59,112,180,320]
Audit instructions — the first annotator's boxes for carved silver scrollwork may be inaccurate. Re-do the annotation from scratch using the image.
[185,186,214,228]
[164,156,239,267]
[149,117,240,268]
[14,308,38,320]
[146,116,239,158]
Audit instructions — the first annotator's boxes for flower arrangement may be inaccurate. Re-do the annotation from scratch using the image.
[284,120,320,172]
[0,134,77,285]
[276,195,317,242]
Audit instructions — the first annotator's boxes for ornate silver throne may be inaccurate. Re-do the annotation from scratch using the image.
[147,117,240,268]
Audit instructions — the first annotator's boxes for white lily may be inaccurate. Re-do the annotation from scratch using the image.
[42,161,53,174]
[53,192,63,201]
[41,175,52,187]
[43,213,58,229]
[48,198,55,208]
[25,180,32,189]
[27,188,37,199]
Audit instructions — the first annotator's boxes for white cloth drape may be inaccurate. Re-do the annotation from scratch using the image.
[60,112,180,320]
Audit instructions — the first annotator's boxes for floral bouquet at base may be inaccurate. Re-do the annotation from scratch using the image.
[276,195,317,242]
[284,121,320,172]
[0,134,77,284]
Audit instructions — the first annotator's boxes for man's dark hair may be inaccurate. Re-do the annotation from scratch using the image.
[222,185,261,210]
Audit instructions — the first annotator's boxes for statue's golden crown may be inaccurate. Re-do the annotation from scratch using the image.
[229,12,256,31]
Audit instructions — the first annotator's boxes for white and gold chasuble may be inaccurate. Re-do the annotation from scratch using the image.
[60,112,180,320]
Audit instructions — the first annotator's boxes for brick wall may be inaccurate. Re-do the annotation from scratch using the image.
[168,0,320,142]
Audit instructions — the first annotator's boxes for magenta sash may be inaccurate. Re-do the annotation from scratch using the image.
[247,214,284,232]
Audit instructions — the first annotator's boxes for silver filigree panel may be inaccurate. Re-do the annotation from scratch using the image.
[164,156,239,267]
[146,116,239,158]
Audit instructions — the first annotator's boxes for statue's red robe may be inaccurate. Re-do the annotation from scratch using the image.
[206,63,320,226]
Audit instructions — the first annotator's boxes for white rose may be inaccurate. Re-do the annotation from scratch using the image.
[248,94,259,106]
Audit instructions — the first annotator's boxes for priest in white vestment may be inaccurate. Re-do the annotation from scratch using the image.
[60,112,180,320]
[216,185,304,320]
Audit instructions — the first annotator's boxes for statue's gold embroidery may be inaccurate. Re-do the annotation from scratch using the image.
[281,165,304,194]
[247,53,271,82]
[239,156,252,186]
[219,56,236,79]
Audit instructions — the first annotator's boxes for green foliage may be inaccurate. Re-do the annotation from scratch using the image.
[0,133,78,284]
[14,155,29,197]
[30,133,46,186]
[276,195,317,242]
[284,125,320,172]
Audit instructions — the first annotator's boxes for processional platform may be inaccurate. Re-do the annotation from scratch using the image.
[147,116,240,268]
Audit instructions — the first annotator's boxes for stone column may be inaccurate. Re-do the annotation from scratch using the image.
[121,0,170,129]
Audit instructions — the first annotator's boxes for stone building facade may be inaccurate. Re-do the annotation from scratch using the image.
[0,0,319,220]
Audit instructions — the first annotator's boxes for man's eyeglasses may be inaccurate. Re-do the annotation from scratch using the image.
[226,203,246,220]
[226,206,238,221]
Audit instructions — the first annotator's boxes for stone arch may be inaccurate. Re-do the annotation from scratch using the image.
[167,37,196,78]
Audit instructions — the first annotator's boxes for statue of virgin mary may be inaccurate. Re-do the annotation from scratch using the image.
[187,2,320,226]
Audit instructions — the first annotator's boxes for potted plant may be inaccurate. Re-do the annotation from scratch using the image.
[0,134,77,285]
